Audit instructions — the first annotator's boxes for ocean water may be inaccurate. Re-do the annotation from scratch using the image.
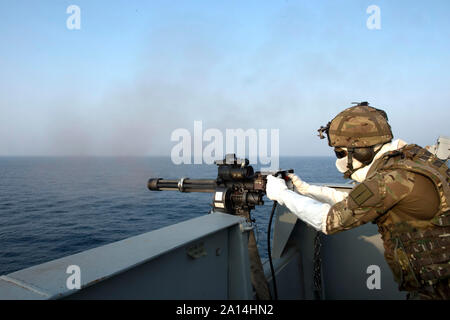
[0,156,346,275]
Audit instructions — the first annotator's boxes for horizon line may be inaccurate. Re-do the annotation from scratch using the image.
[0,154,335,158]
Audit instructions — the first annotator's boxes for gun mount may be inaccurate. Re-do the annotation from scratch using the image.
[147,153,293,300]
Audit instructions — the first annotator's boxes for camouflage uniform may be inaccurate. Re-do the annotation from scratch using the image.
[326,144,450,299]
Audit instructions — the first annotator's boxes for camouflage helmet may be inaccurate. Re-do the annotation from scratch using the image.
[318,102,393,148]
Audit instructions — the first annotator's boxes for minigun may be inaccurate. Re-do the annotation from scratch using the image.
[147,153,293,216]
[147,153,293,300]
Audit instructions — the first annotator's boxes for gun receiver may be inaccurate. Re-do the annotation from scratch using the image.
[147,153,293,215]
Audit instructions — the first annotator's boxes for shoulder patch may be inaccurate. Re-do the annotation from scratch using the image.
[350,183,374,206]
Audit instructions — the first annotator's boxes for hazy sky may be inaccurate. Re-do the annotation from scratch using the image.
[1,0,449,156]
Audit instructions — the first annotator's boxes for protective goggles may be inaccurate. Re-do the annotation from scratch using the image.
[334,147,376,165]
[334,148,347,159]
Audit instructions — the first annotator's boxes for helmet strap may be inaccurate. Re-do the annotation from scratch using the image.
[343,148,355,179]
[343,145,382,179]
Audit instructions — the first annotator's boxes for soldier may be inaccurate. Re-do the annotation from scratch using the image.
[266,102,450,299]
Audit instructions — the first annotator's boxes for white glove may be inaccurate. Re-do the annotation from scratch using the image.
[266,175,330,233]
[288,173,310,194]
[288,173,348,206]
[266,175,289,205]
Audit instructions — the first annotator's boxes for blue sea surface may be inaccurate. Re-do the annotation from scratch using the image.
[0,156,346,275]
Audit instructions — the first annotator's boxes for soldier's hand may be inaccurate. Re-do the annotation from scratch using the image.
[266,175,288,204]
[288,173,310,194]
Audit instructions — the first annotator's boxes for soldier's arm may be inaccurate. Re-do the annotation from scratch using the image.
[325,169,415,235]
[288,173,349,205]
[301,184,349,206]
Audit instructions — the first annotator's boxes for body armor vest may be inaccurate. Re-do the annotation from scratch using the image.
[367,144,450,298]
